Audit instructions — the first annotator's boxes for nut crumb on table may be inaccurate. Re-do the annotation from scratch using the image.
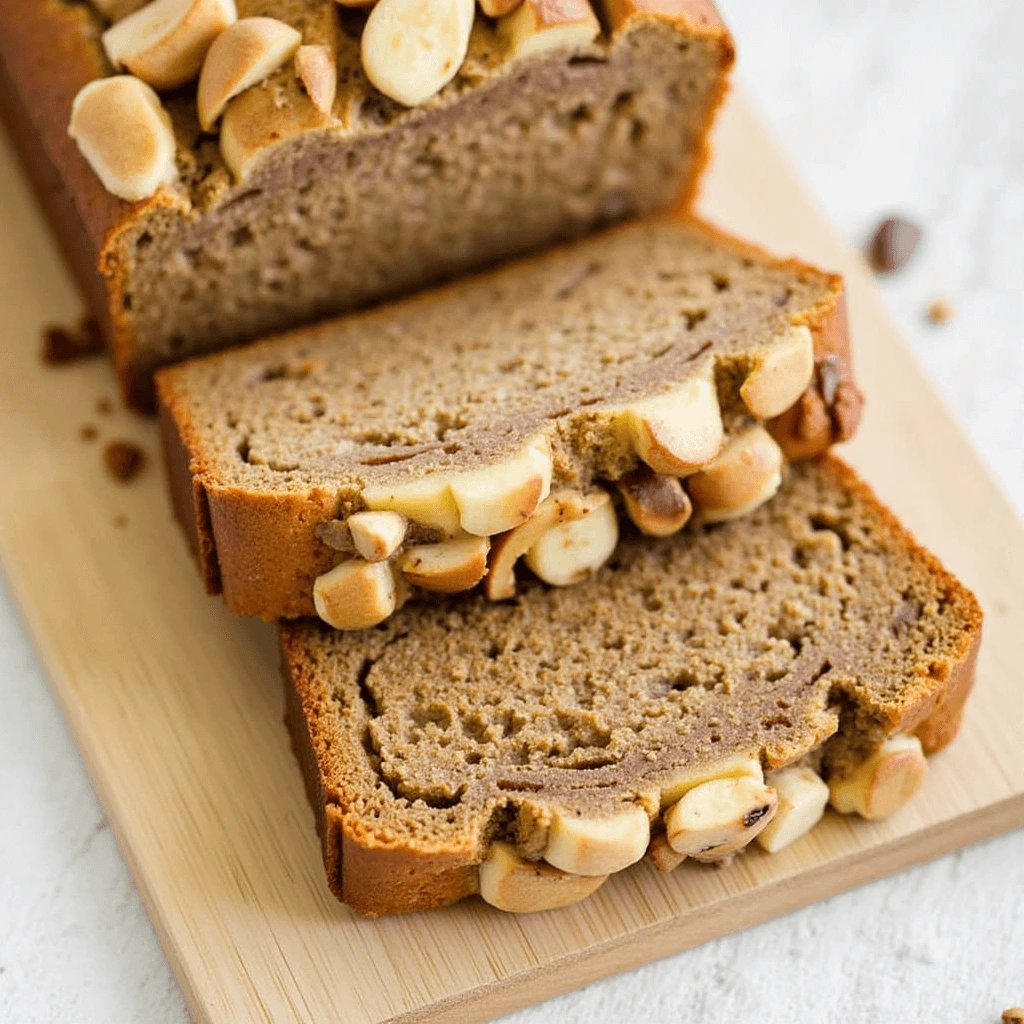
[96,397,114,416]
[1002,1009,1024,1023]
[41,316,104,365]
[78,424,98,442]
[103,441,145,483]
[867,215,922,273]
[927,296,956,325]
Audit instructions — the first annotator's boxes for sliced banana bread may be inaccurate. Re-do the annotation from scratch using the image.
[281,457,982,917]
[158,215,861,627]
[0,0,733,408]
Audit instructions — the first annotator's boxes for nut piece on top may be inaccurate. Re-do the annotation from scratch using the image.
[500,0,600,60]
[102,0,238,91]
[313,558,399,631]
[617,467,692,537]
[665,775,778,862]
[687,424,784,523]
[479,842,607,913]
[524,490,618,587]
[294,44,338,115]
[400,536,490,593]
[544,805,650,876]
[198,17,303,130]
[361,0,475,107]
[756,765,830,854]
[68,77,177,201]
[347,510,407,561]
[739,324,814,420]
[828,734,928,820]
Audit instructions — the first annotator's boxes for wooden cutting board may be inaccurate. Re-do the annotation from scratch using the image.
[1,91,1022,1024]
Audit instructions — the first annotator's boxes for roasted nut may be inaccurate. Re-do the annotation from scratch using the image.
[646,832,686,873]
[93,0,151,21]
[485,490,594,600]
[361,0,474,107]
[739,325,815,420]
[313,559,397,630]
[686,424,784,523]
[362,475,463,536]
[828,734,928,820]
[449,438,553,537]
[219,72,330,180]
[499,0,600,59]
[544,805,650,876]
[102,0,237,91]
[400,536,490,593]
[294,44,337,115]
[755,766,830,854]
[347,510,407,561]
[479,841,607,913]
[524,490,617,587]
[198,17,303,130]
[68,77,177,201]
[478,0,522,15]
[665,776,778,862]
[658,754,764,810]
[617,466,691,537]
[616,368,724,476]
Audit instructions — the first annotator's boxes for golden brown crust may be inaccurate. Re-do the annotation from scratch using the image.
[157,213,857,620]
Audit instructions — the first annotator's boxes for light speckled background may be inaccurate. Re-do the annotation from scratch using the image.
[2,1,1022,1021]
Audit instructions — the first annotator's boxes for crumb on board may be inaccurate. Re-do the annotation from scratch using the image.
[41,316,104,365]
[1002,1009,1024,1024]
[867,215,922,274]
[927,296,956,325]
[112,514,128,529]
[103,441,145,483]
[96,397,114,416]
[79,424,98,442]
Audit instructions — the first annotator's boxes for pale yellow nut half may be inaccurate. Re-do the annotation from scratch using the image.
[361,0,475,107]
[665,776,778,862]
[68,77,177,202]
[479,842,607,913]
[294,44,337,115]
[362,474,463,536]
[93,0,151,22]
[686,424,784,523]
[615,368,724,476]
[347,510,407,561]
[478,0,523,16]
[544,805,650,876]
[484,490,595,601]
[739,325,815,420]
[499,0,600,60]
[313,558,398,630]
[448,437,553,537]
[828,734,928,820]
[102,0,237,91]
[658,754,764,810]
[400,536,490,593]
[756,766,830,854]
[524,490,618,587]
[646,832,686,873]
[198,17,303,130]
[617,466,692,537]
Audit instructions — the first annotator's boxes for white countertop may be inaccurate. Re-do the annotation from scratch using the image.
[2,1,1022,1021]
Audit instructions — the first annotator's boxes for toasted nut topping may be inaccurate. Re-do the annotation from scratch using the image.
[363,475,463,536]
[93,0,151,21]
[658,754,764,810]
[479,841,607,913]
[294,44,337,115]
[361,0,474,107]
[665,776,778,862]
[103,0,237,91]
[617,368,724,476]
[313,559,397,630]
[646,832,686,873]
[740,325,814,420]
[499,0,600,60]
[68,77,177,201]
[756,766,829,854]
[545,805,650,876]
[478,0,522,15]
[524,490,618,587]
[686,424,784,523]
[347,510,407,561]
[198,17,302,130]
[485,490,595,600]
[617,466,691,537]
[449,437,553,537]
[828,734,928,820]
[400,536,490,593]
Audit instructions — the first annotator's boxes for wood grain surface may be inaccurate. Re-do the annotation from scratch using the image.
[0,92,1022,1024]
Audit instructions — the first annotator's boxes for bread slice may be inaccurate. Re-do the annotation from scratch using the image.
[281,456,981,917]
[158,215,861,626]
[0,0,733,408]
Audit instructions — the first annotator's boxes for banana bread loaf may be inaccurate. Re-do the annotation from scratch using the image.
[158,215,861,627]
[0,0,733,408]
[281,456,982,917]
